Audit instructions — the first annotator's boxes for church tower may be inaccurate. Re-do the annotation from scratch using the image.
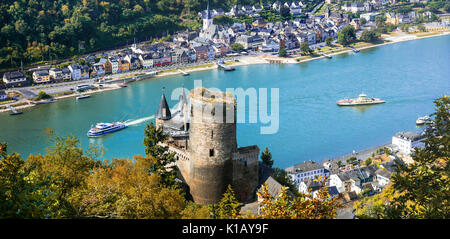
[203,1,213,31]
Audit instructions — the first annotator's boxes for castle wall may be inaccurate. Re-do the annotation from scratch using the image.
[232,146,260,202]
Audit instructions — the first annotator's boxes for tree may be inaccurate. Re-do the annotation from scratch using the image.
[278,48,287,57]
[80,155,186,219]
[325,37,333,46]
[337,25,356,46]
[346,156,358,166]
[230,43,244,52]
[23,135,101,218]
[261,147,273,167]
[217,185,241,219]
[247,177,341,219]
[364,158,373,167]
[37,91,51,100]
[143,122,177,188]
[300,42,312,55]
[360,30,380,43]
[272,167,298,195]
[280,5,291,19]
[360,17,367,25]
[445,3,450,13]
[417,24,426,32]
[354,96,450,219]
[181,202,211,219]
[0,143,43,218]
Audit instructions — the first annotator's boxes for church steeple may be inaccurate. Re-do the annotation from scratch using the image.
[203,0,213,31]
[206,0,210,19]
[156,87,171,120]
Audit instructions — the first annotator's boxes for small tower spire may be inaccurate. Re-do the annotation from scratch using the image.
[156,87,172,120]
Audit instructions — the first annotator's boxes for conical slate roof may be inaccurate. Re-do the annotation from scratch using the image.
[156,93,171,120]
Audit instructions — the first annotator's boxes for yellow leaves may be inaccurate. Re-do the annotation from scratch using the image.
[249,177,341,219]
[81,155,186,219]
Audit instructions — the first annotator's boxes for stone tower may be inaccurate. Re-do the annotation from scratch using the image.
[187,88,237,204]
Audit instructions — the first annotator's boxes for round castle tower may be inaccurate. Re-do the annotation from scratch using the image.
[188,88,237,204]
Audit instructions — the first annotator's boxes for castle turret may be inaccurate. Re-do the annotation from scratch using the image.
[187,87,237,204]
[156,88,171,128]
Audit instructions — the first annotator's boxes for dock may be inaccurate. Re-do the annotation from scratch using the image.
[7,104,22,115]
[216,62,235,71]
[347,47,359,53]
[178,69,190,76]
[321,53,332,59]
[75,90,90,100]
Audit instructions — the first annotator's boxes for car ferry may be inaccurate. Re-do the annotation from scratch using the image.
[337,93,385,106]
[87,121,127,137]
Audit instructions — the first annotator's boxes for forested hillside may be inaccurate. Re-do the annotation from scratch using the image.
[0,0,263,70]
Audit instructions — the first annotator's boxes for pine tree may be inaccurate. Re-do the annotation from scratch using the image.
[217,185,241,219]
[261,147,273,167]
[143,122,177,188]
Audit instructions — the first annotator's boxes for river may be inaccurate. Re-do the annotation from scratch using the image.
[0,35,449,169]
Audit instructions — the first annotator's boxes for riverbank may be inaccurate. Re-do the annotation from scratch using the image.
[1,30,448,115]
[0,85,122,113]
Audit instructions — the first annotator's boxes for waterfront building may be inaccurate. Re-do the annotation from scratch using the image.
[2,71,27,88]
[124,54,141,70]
[106,57,119,74]
[193,46,209,61]
[68,64,82,80]
[32,69,51,84]
[156,87,260,204]
[61,68,71,81]
[81,65,90,79]
[118,58,130,73]
[391,131,425,155]
[92,63,105,77]
[49,68,65,82]
[139,54,154,69]
[286,161,331,186]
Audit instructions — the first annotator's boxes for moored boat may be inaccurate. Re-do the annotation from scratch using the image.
[87,121,127,137]
[416,115,432,125]
[76,95,90,100]
[337,93,385,106]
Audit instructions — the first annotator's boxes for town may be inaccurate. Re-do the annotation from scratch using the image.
[1,0,449,92]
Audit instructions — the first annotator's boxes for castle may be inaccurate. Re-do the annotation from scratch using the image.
[155,87,260,204]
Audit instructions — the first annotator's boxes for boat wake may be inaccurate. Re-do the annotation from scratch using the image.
[125,115,155,126]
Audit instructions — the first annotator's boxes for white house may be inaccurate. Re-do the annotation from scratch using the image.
[376,169,391,186]
[68,64,82,80]
[392,131,425,155]
[286,161,330,187]
[329,174,346,193]
[3,71,27,87]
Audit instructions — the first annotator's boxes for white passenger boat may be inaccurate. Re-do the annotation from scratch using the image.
[87,121,127,137]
